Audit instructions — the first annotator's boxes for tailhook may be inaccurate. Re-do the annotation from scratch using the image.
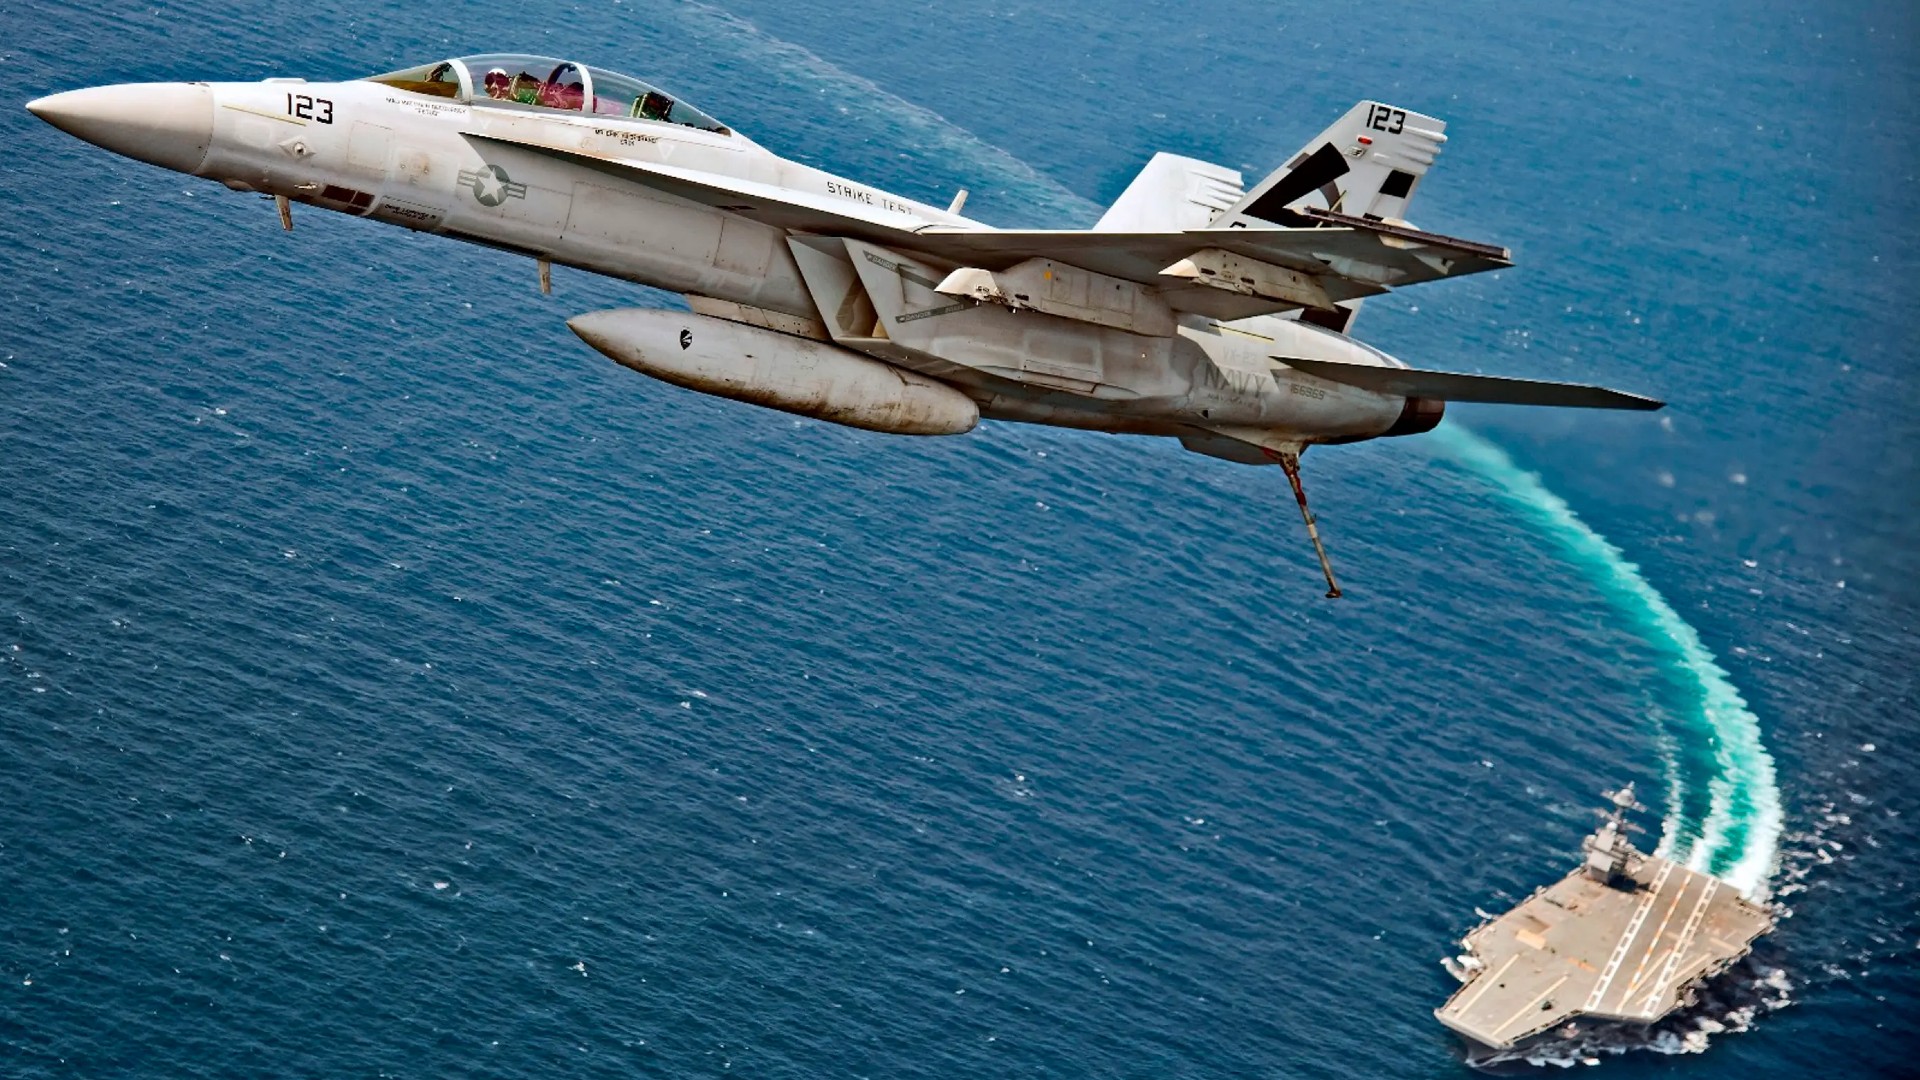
[1272,449,1343,599]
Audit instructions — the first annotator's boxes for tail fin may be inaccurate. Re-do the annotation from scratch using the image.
[1215,101,1447,333]
[1216,101,1447,228]
[1094,152,1245,232]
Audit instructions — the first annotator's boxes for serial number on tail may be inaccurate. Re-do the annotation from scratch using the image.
[1366,104,1405,134]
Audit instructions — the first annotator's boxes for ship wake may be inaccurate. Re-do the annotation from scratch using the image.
[1429,428,1789,1064]
[1427,427,1783,899]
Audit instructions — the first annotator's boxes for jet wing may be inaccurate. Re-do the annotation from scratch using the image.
[471,132,1508,303]
[903,219,1509,302]
[464,132,940,243]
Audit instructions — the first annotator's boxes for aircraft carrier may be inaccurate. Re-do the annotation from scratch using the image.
[1435,786,1774,1060]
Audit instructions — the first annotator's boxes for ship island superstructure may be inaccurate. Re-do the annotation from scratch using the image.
[1435,786,1774,1057]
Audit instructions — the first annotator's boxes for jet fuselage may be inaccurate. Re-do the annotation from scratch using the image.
[28,72,1430,449]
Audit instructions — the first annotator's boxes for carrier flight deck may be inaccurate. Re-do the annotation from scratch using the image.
[1436,786,1774,1056]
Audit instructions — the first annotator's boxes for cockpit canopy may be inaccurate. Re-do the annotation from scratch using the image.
[368,55,730,135]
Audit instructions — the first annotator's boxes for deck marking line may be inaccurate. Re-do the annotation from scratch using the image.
[1452,953,1520,1019]
[1585,860,1672,1011]
[1492,974,1571,1042]
[1642,879,1719,1015]
[1622,870,1692,1004]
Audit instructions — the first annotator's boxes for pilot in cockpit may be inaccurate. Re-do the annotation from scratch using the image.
[538,64,586,111]
[483,68,513,100]
[635,90,674,122]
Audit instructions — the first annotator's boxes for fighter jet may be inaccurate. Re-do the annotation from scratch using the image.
[28,54,1662,596]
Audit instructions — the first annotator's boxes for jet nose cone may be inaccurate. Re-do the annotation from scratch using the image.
[28,83,214,174]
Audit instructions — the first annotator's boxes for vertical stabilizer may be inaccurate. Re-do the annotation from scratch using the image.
[1094,153,1245,232]
[1212,102,1448,332]
[1216,101,1447,228]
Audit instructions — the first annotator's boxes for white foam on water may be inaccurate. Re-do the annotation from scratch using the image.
[1426,425,1784,900]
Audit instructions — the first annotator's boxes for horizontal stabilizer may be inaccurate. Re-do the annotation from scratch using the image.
[1280,357,1665,410]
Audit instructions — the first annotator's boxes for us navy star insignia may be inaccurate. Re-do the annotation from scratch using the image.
[457,164,527,207]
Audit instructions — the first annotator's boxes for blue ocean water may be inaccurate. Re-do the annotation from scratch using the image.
[1,0,1914,1076]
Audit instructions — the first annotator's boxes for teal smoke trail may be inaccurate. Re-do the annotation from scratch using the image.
[1426,426,1782,898]
[668,1,1783,898]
